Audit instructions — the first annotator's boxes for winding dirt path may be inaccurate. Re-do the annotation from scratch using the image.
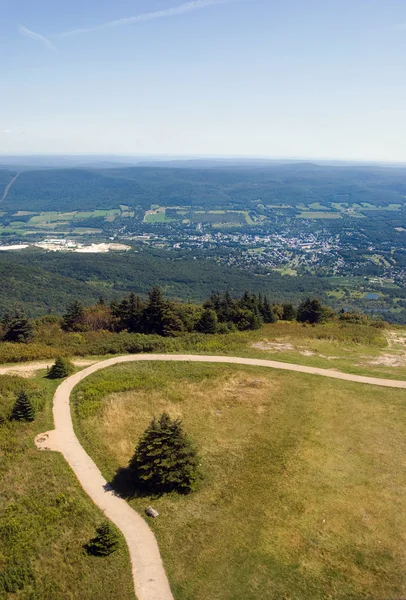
[34,354,406,600]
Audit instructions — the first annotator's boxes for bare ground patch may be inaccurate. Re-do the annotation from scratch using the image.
[362,353,406,367]
[252,340,339,360]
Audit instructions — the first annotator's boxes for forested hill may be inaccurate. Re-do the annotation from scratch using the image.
[0,249,332,317]
[2,162,406,212]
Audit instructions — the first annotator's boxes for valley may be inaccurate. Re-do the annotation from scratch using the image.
[1,161,406,321]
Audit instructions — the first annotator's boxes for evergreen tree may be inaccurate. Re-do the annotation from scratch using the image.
[204,292,221,313]
[127,292,144,333]
[220,291,236,322]
[282,303,297,321]
[61,301,85,332]
[141,287,184,336]
[2,310,33,343]
[47,357,74,379]
[259,296,278,324]
[297,298,325,324]
[233,308,262,331]
[142,287,167,335]
[130,412,200,495]
[11,390,35,422]
[195,308,218,334]
[161,307,185,337]
[85,522,120,556]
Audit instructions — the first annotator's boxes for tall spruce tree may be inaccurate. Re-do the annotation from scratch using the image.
[11,390,35,422]
[259,296,278,324]
[142,287,167,335]
[282,303,297,321]
[61,301,85,332]
[130,412,199,494]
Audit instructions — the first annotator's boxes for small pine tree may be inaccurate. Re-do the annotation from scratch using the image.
[130,413,200,495]
[11,390,35,422]
[47,357,74,379]
[85,522,120,556]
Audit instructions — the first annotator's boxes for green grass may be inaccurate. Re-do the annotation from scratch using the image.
[0,371,135,600]
[73,361,406,600]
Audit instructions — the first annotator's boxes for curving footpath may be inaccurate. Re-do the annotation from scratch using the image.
[35,354,406,600]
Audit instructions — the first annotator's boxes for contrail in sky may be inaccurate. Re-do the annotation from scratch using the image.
[53,0,230,38]
[18,25,57,51]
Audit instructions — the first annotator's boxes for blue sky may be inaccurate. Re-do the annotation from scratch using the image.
[2,0,406,161]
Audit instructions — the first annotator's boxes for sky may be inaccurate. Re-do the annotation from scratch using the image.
[1,0,406,162]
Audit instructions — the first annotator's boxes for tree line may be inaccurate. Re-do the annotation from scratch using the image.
[60,289,332,336]
[0,288,381,343]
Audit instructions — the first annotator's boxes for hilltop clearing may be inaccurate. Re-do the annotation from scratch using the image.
[72,360,406,600]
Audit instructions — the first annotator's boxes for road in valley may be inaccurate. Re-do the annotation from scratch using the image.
[0,171,21,204]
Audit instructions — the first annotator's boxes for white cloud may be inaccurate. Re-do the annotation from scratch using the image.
[19,25,57,51]
[53,0,230,38]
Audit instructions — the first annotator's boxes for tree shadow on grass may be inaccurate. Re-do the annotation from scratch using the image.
[109,467,158,500]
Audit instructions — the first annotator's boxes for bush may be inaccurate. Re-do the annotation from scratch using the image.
[0,561,35,593]
[85,522,120,556]
[47,357,74,379]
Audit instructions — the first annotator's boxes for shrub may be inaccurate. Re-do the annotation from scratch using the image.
[47,357,74,379]
[0,561,35,593]
[85,522,120,556]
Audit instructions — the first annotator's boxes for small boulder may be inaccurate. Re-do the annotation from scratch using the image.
[145,506,159,518]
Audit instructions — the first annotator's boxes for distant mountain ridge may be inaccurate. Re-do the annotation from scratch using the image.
[1,162,406,213]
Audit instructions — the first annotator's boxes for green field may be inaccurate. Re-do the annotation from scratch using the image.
[144,208,169,223]
[296,212,341,220]
[0,210,124,237]
[144,207,255,226]
[73,361,406,600]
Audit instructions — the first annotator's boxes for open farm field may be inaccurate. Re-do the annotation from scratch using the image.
[73,360,406,600]
[296,211,341,219]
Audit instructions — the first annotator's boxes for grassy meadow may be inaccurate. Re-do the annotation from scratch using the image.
[73,361,406,600]
[0,371,135,600]
[2,319,406,381]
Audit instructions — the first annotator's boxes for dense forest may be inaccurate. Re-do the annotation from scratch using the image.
[0,249,333,317]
